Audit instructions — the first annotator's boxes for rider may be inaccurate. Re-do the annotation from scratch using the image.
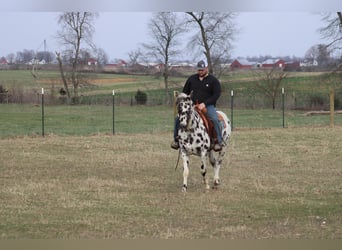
[171,60,224,151]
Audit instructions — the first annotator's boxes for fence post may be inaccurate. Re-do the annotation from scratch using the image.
[112,90,115,135]
[282,87,285,128]
[231,90,234,131]
[41,88,45,137]
[330,89,334,128]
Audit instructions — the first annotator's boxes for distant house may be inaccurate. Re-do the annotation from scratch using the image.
[284,61,301,71]
[230,58,302,71]
[261,59,285,68]
[103,59,129,72]
[300,59,318,67]
[26,58,47,65]
[230,58,257,70]
[87,58,98,66]
[0,57,8,65]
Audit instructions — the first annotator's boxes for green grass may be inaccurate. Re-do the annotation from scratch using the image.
[225,109,342,128]
[1,104,342,138]
[0,127,341,238]
[1,69,341,240]
[0,104,175,137]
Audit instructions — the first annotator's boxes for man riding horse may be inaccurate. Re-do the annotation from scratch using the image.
[171,60,224,151]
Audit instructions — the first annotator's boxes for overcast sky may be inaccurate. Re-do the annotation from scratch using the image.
[0,12,332,62]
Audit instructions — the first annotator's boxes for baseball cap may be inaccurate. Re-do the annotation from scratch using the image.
[197,60,206,70]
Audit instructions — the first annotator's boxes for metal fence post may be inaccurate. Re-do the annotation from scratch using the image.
[231,90,234,131]
[112,90,115,135]
[330,89,334,128]
[41,88,45,137]
[282,87,285,128]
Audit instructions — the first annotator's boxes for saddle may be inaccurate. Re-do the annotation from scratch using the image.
[194,104,226,144]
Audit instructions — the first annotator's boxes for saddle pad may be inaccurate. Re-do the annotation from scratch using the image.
[195,106,226,136]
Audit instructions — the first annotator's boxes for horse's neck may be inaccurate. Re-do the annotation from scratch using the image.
[188,109,202,130]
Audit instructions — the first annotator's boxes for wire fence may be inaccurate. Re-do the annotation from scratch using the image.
[1,87,342,138]
[2,85,342,110]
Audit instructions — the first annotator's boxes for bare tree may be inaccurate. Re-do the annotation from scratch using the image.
[305,44,331,66]
[319,12,342,51]
[186,12,237,75]
[6,53,15,64]
[254,67,288,110]
[56,12,98,103]
[128,48,143,66]
[55,52,70,98]
[318,12,342,84]
[143,12,186,104]
[95,48,109,66]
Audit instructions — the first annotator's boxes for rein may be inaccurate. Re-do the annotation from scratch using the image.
[174,149,180,171]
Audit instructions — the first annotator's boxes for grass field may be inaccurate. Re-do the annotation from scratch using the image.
[1,70,342,239]
[0,126,342,239]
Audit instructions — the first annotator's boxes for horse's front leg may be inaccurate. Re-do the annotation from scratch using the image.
[200,152,210,190]
[181,152,189,192]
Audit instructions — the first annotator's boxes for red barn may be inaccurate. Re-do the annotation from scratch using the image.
[230,59,256,70]
[0,57,8,65]
[261,59,285,68]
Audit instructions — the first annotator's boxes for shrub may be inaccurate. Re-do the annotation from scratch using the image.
[334,97,340,110]
[0,85,8,103]
[309,94,325,109]
[135,90,147,105]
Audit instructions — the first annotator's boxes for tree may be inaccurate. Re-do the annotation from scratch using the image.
[6,53,15,64]
[305,44,331,66]
[186,12,237,75]
[254,67,288,110]
[128,48,143,66]
[143,12,186,104]
[94,48,108,66]
[319,12,342,83]
[319,12,342,53]
[36,51,55,63]
[56,12,98,103]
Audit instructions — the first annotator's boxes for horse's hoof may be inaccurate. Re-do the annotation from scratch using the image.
[182,184,187,192]
[212,179,220,189]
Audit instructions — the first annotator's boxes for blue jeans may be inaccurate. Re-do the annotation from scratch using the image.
[173,105,222,144]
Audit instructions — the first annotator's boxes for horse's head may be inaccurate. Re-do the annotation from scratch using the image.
[176,92,193,129]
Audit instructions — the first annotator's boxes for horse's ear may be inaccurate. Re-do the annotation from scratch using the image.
[189,91,193,98]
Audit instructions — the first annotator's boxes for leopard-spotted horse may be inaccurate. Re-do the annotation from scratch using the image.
[175,92,231,192]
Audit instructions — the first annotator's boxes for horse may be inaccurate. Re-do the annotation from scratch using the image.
[175,92,231,192]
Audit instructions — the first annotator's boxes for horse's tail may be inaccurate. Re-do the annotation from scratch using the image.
[217,110,229,125]
[217,111,232,137]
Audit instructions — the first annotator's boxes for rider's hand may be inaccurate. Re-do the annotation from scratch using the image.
[198,103,206,111]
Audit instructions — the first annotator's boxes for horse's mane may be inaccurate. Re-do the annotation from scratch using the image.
[176,92,190,102]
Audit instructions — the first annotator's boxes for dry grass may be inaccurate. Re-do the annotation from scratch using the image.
[0,127,342,239]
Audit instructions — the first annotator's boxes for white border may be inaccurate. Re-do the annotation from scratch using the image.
[0,0,341,12]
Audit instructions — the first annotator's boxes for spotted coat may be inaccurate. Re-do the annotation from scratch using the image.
[176,92,231,192]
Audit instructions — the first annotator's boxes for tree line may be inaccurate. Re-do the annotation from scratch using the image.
[2,12,342,105]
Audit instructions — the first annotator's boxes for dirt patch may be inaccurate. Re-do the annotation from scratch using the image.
[36,78,137,85]
[91,78,137,84]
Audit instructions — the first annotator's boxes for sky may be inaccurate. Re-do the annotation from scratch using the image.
[0,12,332,62]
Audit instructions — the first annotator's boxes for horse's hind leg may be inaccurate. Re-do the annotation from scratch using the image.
[212,150,226,188]
[200,153,210,190]
[209,150,216,167]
